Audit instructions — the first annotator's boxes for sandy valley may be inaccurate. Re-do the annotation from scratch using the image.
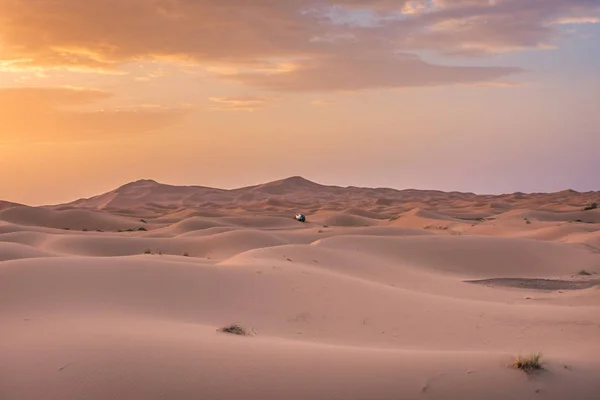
[1,177,599,400]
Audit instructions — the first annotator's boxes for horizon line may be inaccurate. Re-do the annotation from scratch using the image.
[4,175,598,208]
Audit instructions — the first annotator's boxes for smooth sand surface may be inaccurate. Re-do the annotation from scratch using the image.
[1,177,599,399]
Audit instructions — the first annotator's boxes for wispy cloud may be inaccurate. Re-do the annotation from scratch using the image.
[0,86,189,141]
[208,96,279,111]
[225,51,521,92]
[311,99,336,106]
[0,0,597,91]
[134,68,167,82]
[553,16,600,24]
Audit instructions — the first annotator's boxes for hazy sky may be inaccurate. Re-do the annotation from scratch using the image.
[1,0,599,205]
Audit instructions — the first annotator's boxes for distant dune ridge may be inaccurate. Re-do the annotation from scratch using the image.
[1,177,600,400]
[48,176,600,216]
[0,200,24,211]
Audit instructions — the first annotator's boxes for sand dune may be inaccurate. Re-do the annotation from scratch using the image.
[51,176,600,218]
[157,216,233,233]
[1,177,599,399]
[0,205,146,231]
[318,212,381,227]
[0,242,56,262]
[0,200,23,211]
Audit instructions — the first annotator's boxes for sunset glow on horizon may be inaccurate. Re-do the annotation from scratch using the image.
[1,0,599,205]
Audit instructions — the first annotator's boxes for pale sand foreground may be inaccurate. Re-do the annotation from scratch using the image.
[1,177,599,400]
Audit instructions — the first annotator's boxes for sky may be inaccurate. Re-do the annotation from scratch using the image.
[0,0,599,205]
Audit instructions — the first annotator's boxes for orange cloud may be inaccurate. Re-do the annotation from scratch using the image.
[396,0,600,55]
[224,51,520,92]
[553,16,600,24]
[134,68,167,82]
[0,0,597,90]
[208,97,278,111]
[311,99,336,106]
[0,87,189,142]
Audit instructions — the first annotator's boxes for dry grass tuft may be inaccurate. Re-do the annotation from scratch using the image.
[218,323,251,336]
[513,353,543,372]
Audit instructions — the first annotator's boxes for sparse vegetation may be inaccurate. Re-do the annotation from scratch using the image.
[183,252,189,257]
[578,270,592,276]
[218,324,251,336]
[457,216,485,222]
[82,228,89,231]
[524,218,531,225]
[140,219,148,224]
[570,219,594,224]
[424,225,449,230]
[137,227,147,231]
[389,215,400,221]
[584,202,598,211]
[143,249,153,255]
[513,353,543,373]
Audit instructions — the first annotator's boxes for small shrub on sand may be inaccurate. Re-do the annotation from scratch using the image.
[584,202,597,211]
[578,270,592,276]
[513,353,543,372]
[218,324,250,336]
[143,249,153,255]
[140,219,148,224]
[137,227,147,231]
[183,252,189,257]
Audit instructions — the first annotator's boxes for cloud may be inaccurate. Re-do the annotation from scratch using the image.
[0,0,597,91]
[208,96,278,111]
[553,16,600,24]
[225,51,520,92]
[0,87,189,142]
[134,68,167,82]
[311,99,336,106]
[395,0,600,55]
[0,86,110,108]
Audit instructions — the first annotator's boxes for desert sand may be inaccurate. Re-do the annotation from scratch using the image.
[1,177,599,400]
